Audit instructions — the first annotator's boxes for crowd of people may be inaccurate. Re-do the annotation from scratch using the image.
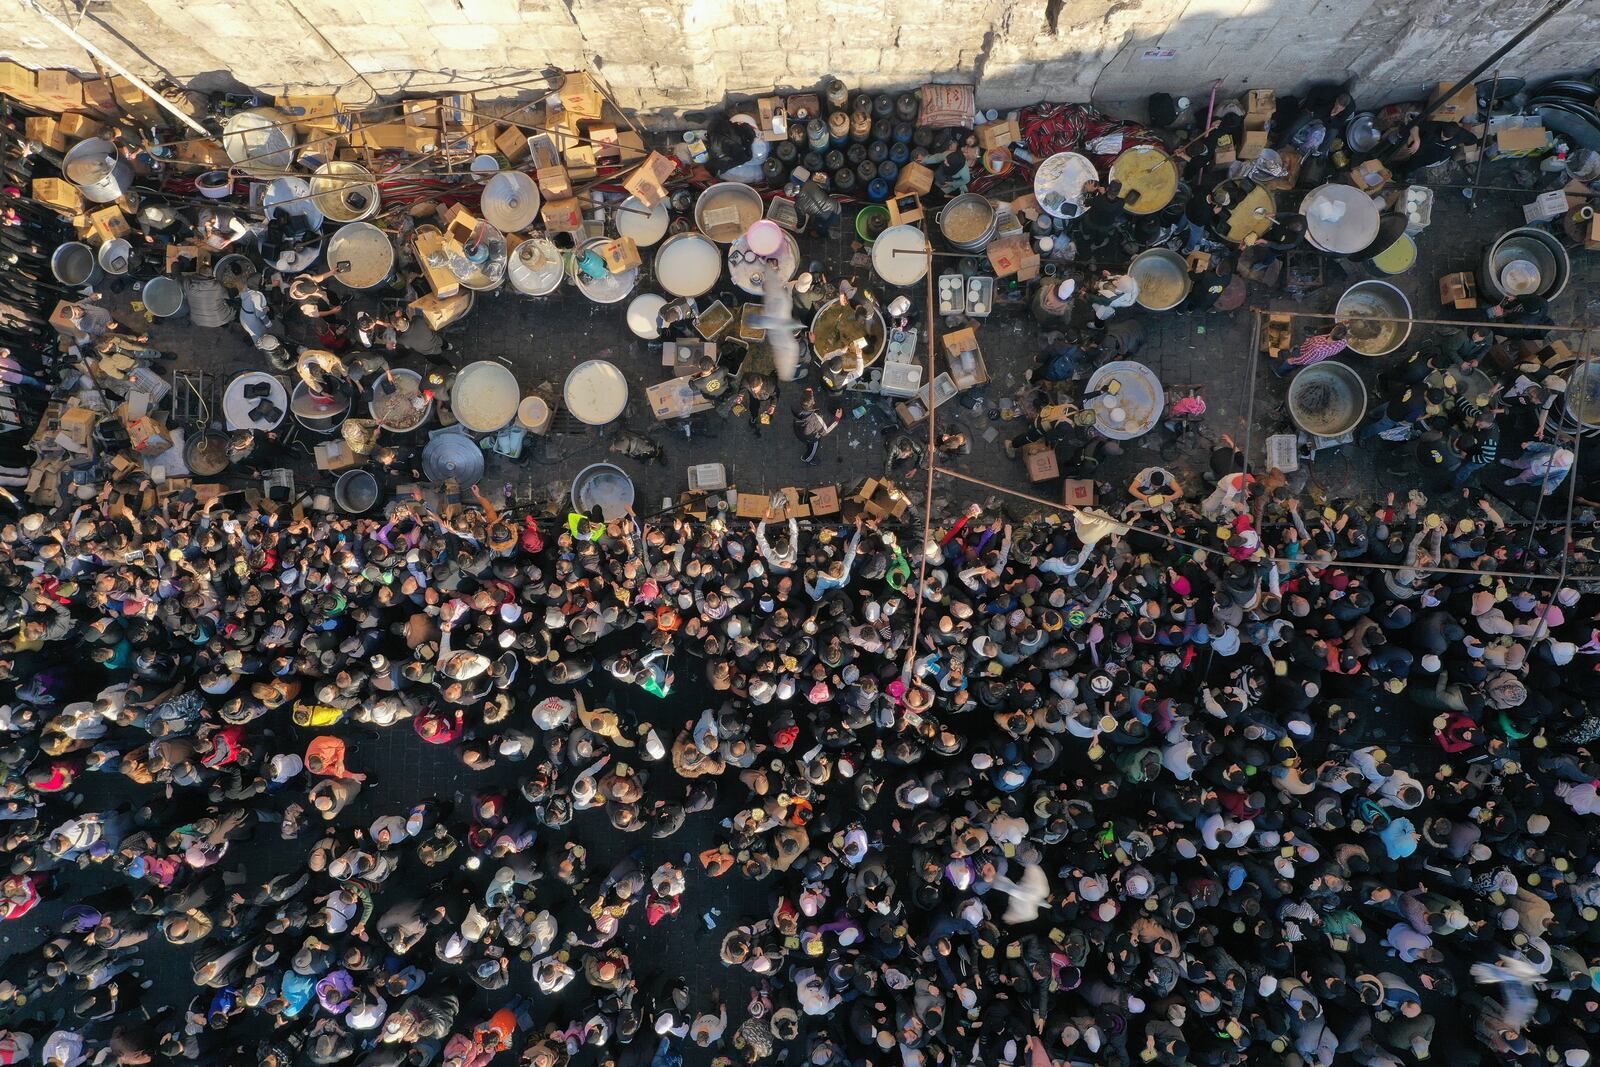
[0,429,1598,1066]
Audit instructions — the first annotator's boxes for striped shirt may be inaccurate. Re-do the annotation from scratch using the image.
[1288,332,1350,367]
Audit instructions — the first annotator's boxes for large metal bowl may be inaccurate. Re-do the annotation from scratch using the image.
[1129,248,1190,311]
[326,222,394,290]
[810,300,887,367]
[223,107,296,175]
[311,161,381,222]
[1334,280,1412,356]
[1288,361,1368,438]
[694,182,764,243]
[571,463,635,521]
[1479,226,1569,301]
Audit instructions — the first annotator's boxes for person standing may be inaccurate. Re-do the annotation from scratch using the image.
[793,390,842,465]
[1277,323,1350,376]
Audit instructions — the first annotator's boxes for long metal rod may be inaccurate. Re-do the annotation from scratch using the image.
[901,221,940,688]
[22,0,212,137]
[1531,331,1590,636]
[1238,309,1263,513]
[1466,68,1499,215]
[1413,0,1575,126]
[1250,306,1594,334]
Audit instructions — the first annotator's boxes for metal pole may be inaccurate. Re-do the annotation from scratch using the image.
[23,0,213,137]
[1467,68,1498,214]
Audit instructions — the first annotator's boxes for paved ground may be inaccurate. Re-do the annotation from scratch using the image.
[124,154,1598,539]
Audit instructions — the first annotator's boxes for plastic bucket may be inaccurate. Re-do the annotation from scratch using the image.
[855,204,890,244]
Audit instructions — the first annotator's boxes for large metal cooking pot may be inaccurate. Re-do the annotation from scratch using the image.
[326,222,395,290]
[1479,226,1569,302]
[62,137,131,203]
[223,107,297,175]
[311,161,381,222]
[1288,362,1368,438]
[1334,280,1412,357]
[51,242,101,289]
[936,193,997,251]
[1129,248,1190,311]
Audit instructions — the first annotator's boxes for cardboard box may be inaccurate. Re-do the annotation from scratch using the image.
[279,93,345,132]
[1429,81,1477,121]
[1348,159,1391,192]
[1438,271,1477,310]
[57,112,107,140]
[986,235,1029,277]
[735,492,771,519]
[0,61,36,101]
[894,161,934,196]
[314,439,360,471]
[586,123,619,158]
[78,76,117,117]
[756,96,787,140]
[403,99,440,126]
[1239,128,1269,161]
[616,130,647,164]
[975,117,1021,151]
[808,484,840,516]
[32,178,83,215]
[439,93,475,128]
[1062,479,1095,508]
[126,415,171,455]
[1246,89,1276,116]
[599,237,641,272]
[765,487,810,520]
[107,75,163,121]
[25,117,66,153]
[564,144,598,181]
[34,69,84,110]
[622,151,675,208]
[1024,446,1059,482]
[536,164,572,198]
[495,124,531,162]
[852,477,910,519]
[1524,189,1567,223]
[558,73,604,119]
[1213,133,1237,166]
[541,196,582,233]
[174,138,232,167]
[1496,125,1548,157]
[86,205,129,243]
[942,326,979,358]
[57,406,98,454]
[886,192,924,226]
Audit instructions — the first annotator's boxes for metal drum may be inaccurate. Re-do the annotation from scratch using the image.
[1288,362,1368,438]
[1479,226,1570,301]
[729,229,800,295]
[570,236,638,303]
[223,107,296,175]
[51,242,100,289]
[871,224,930,287]
[422,432,485,486]
[326,223,395,290]
[183,431,233,477]
[334,469,380,513]
[1033,151,1097,219]
[508,238,564,296]
[616,194,669,246]
[1109,145,1178,215]
[97,238,133,276]
[571,463,636,521]
[289,381,350,434]
[811,300,888,366]
[1085,360,1165,440]
[62,137,131,203]
[654,232,722,298]
[142,276,186,318]
[451,361,520,433]
[563,360,629,426]
[368,368,433,432]
[936,193,998,252]
[479,171,541,233]
[694,182,764,242]
[311,161,380,222]
[1335,280,1412,356]
[1129,248,1190,311]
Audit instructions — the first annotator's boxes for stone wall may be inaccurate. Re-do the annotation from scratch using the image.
[2,0,1596,123]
